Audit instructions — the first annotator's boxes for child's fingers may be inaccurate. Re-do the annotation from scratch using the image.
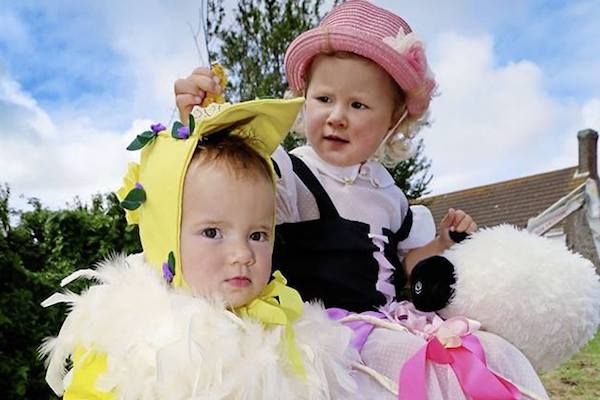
[466,221,477,233]
[175,93,205,124]
[191,66,224,89]
[439,208,456,229]
[454,216,472,233]
[450,209,466,230]
[451,210,478,233]
[175,92,204,109]
[174,76,218,97]
[174,71,221,96]
[194,73,221,94]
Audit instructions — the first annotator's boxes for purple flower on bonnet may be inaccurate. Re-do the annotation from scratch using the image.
[162,262,174,283]
[176,126,190,139]
[150,123,166,134]
[134,182,144,190]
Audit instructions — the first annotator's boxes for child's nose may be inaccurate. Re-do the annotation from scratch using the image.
[326,105,347,128]
[229,239,255,266]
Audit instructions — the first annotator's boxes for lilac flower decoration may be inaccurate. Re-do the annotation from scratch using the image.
[176,126,190,139]
[162,262,174,283]
[151,123,166,134]
[134,182,144,190]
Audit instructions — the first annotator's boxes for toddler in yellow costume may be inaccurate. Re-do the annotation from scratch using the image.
[40,98,360,399]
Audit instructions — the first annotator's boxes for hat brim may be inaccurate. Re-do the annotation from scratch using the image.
[193,97,304,160]
[285,26,430,115]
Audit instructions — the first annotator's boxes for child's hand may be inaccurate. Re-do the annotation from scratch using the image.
[174,67,223,125]
[438,208,477,248]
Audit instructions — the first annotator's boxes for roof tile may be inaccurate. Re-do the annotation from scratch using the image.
[418,167,587,228]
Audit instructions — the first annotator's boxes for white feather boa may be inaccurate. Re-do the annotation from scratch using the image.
[40,254,360,399]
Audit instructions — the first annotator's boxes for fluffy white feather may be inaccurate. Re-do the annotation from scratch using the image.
[40,254,360,399]
[439,225,600,372]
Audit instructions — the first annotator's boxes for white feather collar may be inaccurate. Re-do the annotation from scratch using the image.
[41,254,359,399]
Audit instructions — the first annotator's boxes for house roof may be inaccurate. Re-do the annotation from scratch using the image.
[418,166,588,228]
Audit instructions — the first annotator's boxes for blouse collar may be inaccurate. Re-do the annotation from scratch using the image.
[291,145,395,188]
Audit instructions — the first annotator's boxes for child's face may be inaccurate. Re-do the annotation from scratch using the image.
[304,55,400,167]
[180,160,274,308]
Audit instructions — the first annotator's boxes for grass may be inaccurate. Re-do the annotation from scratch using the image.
[541,329,600,399]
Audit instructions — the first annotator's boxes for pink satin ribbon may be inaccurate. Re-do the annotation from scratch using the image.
[398,332,520,400]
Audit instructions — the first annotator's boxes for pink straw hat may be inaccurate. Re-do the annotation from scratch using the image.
[285,0,436,117]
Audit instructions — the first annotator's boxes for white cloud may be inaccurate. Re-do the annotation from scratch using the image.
[377,0,526,41]
[3,0,599,207]
[544,98,600,172]
[1,0,206,209]
[377,0,600,194]
[582,99,600,130]
[422,32,577,194]
[0,70,146,209]
[0,74,54,138]
[95,0,209,122]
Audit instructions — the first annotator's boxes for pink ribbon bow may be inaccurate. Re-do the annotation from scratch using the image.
[398,318,520,400]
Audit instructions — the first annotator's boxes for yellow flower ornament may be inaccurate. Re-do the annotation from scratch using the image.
[201,63,228,107]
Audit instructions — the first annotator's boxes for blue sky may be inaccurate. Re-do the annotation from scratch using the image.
[1,0,599,209]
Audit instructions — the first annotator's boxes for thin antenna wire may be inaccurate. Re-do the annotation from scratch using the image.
[169,0,211,125]
[188,0,210,67]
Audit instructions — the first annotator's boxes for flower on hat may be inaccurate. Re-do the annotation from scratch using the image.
[383,29,432,80]
[116,162,144,225]
[150,123,166,134]
[170,120,190,140]
[176,125,190,139]
[383,29,420,54]
[162,251,176,284]
[127,123,165,151]
[383,29,435,115]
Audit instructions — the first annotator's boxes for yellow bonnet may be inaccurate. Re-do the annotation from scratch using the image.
[116,97,304,288]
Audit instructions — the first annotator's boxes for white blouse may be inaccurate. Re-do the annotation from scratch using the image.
[272,145,436,254]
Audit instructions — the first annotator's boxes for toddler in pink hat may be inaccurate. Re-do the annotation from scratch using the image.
[175,1,548,398]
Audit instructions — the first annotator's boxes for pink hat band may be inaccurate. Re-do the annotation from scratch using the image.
[285,0,436,117]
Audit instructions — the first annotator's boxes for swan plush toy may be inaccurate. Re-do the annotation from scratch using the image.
[409,224,600,372]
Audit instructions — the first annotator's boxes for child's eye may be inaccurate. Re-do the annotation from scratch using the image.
[351,101,367,109]
[201,228,222,239]
[249,231,269,242]
[315,96,330,103]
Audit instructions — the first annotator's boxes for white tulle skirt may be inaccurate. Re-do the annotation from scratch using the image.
[336,301,549,400]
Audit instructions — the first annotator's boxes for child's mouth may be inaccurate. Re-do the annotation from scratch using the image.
[226,277,251,288]
[324,135,349,143]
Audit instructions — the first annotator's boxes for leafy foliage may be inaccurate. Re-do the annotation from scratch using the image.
[0,186,141,399]
[207,0,338,101]
[388,139,432,200]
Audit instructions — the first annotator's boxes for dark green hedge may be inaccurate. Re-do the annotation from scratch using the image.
[0,186,141,399]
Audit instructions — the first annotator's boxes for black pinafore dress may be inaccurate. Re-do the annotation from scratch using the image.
[273,154,413,313]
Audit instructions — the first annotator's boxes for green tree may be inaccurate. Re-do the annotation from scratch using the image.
[204,0,432,196]
[388,138,432,200]
[207,0,335,100]
[0,187,141,399]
